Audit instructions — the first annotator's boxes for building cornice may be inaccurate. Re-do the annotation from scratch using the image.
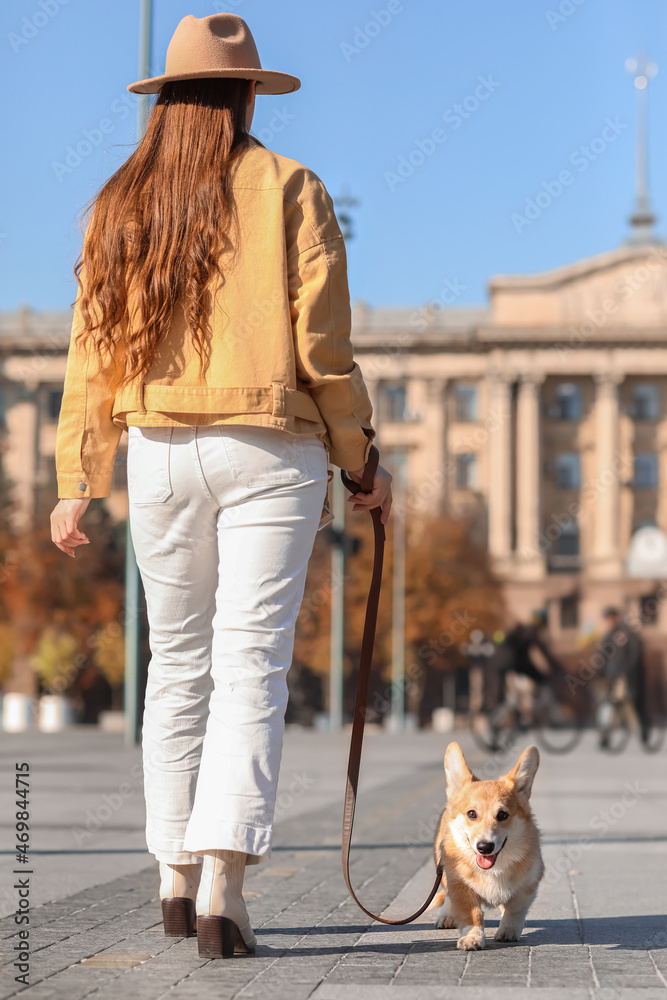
[488,243,667,293]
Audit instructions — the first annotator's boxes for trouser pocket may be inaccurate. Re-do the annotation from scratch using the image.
[218,425,309,489]
[127,425,174,504]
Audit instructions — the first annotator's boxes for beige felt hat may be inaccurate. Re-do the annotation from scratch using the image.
[127,12,301,96]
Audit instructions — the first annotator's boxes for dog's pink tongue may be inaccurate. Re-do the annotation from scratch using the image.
[476,853,495,869]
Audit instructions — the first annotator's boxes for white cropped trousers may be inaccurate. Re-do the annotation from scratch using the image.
[126,423,328,866]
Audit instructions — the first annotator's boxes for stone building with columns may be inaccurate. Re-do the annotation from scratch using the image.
[352,237,667,655]
[0,306,130,531]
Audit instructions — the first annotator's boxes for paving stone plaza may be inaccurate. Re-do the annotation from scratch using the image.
[1,727,666,999]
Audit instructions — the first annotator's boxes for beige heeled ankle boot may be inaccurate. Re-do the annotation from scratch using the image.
[159,861,201,937]
[196,849,257,958]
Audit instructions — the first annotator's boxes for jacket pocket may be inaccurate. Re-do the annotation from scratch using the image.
[218,425,309,489]
[127,425,174,504]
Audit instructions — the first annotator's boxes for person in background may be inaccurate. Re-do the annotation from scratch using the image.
[491,610,560,727]
[500,609,560,684]
[598,606,649,747]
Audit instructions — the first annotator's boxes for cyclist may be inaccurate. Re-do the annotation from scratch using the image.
[492,610,560,728]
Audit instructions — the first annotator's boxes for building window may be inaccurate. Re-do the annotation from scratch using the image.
[547,519,580,572]
[47,390,63,423]
[634,452,658,489]
[554,382,582,421]
[455,453,477,489]
[382,383,407,422]
[555,519,580,556]
[634,383,660,421]
[454,384,478,422]
[555,452,581,489]
[559,594,579,629]
[640,593,659,625]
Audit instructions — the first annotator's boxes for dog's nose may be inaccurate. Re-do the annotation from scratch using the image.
[476,840,495,855]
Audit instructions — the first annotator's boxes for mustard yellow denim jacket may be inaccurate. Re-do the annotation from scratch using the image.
[55,136,376,499]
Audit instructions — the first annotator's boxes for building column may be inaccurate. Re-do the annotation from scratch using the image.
[515,372,545,579]
[422,377,448,516]
[487,372,513,564]
[593,371,624,577]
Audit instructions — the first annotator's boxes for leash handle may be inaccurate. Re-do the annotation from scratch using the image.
[339,444,444,925]
[340,442,378,497]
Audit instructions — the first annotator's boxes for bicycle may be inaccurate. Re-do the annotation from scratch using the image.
[596,676,665,755]
[470,668,583,755]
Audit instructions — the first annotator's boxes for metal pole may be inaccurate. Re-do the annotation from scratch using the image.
[329,474,346,730]
[329,187,359,732]
[137,0,152,138]
[124,0,152,746]
[390,450,406,730]
[124,519,142,745]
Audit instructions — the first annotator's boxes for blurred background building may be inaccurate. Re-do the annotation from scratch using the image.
[4,199,667,667]
[0,306,130,529]
[3,41,667,716]
[353,223,667,655]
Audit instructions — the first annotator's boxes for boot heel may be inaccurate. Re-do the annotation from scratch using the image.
[197,914,239,958]
[161,897,196,937]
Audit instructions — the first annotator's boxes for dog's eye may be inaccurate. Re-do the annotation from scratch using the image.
[497,810,509,821]
[466,810,477,820]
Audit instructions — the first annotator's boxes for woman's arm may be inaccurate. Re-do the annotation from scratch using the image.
[54,281,125,499]
[285,168,376,470]
[284,167,391,522]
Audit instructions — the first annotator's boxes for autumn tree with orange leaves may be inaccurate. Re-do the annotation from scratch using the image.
[293,510,505,725]
[0,482,127,698]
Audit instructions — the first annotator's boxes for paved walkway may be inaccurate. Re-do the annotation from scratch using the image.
[1,726,666,998]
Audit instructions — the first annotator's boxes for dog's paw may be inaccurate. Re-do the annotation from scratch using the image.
[434,898,457,930]
[457,927,486,951]
[494,925,521,942]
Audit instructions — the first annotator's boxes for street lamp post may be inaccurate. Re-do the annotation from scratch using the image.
[328,474,346,732]
[389,450,407,731]
[327,185,359,730]
[137,0,153,138]
[124,0,152,747]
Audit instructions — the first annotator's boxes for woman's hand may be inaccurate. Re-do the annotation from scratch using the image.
[51,499,92,558]
[345,463,393,525]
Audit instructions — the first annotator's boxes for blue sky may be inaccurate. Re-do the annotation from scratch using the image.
[2,0,667,311]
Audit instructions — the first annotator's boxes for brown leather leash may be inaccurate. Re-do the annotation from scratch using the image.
[339,444,444,924]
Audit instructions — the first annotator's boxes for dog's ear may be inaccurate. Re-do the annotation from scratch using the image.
[505,744,540,799]
[444,742,474,796]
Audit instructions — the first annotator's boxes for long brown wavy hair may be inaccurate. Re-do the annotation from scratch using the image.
[72,77,260,389]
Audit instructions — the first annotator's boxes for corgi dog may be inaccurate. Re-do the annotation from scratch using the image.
[432,741,544,951]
